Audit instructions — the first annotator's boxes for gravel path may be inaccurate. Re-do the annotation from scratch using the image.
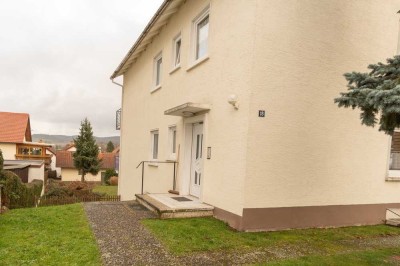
[84,201,178,266]
[84,201,400,266]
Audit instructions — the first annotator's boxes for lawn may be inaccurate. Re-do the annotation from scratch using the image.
[0,204,101,266]
[92,185,118,196]
[142,217,400,265]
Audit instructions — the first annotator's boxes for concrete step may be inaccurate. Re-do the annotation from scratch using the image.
[386,218,400,227]
[135,194,214,219]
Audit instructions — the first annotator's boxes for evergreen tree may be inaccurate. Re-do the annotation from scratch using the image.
[73,118,101,182]
[106,141,115,153]
[335,55,400,135]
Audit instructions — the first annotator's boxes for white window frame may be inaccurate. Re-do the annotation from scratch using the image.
[152,52,163,92]
[168,125,177,160]
[387,130,400,180]
[171,33,182,72]
[150,130,159,161]
[189,5,210,68]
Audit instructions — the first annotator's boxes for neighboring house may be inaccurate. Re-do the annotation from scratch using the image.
[46,147,61,177]
[63,142,76,152]
[0,112,52,183]
[113,147,120,173]
[56,151,116,182]
[111,0,400,231]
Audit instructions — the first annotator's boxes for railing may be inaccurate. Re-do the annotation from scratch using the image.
[136,161,178,195]
[390,152,400,170]
[386,208,400,219]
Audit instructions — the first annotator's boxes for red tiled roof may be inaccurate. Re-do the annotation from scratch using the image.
[99,152,116,169]
[63,143,75,150]
[56,151,115,169]
[46,147,57,155]
[56,151,74,168]
[0,112,31,143]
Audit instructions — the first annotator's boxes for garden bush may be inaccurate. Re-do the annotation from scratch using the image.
[104,169,118,185]
[0,171,43,209]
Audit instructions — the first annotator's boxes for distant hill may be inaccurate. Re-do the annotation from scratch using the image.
[32,134,120,151]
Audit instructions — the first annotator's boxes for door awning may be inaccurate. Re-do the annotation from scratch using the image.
[164,102,211,117]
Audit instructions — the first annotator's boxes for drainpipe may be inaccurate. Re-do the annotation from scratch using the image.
[111,79,123,88]
[397,10,400,54]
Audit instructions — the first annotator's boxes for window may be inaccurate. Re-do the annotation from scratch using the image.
[168,126,177,159]
[192,7,210,61]
[172,34,181,68]
[150,130,159,160]
[153,53,162,89]
[390,132,400,170]
[17,146,43,156]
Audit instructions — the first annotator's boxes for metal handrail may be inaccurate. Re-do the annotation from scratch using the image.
[136,161,178,194]
[386,208,400,219]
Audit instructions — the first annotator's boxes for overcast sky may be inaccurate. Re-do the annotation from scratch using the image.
[0,0,163,137]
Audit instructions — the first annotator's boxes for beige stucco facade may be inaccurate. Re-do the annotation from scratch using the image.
[0,143,16,160]
[60,168,103,182]
[116,0,400,230]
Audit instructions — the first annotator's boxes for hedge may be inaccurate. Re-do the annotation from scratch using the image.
[0,171,43,209]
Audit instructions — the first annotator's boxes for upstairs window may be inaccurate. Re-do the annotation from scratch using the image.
[173,34,181,68]
[150,130,159,160]
[193,7,209,61]
[153,52,163,90]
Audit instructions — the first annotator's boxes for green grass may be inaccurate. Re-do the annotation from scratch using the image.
[0,204,101,266]
[92,185,118,196]
[142,217,400,264]
[266,248,400,265]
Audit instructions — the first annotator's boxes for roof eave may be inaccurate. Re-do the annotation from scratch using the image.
[110,0,184,80]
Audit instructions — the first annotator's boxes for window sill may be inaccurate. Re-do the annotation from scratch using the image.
[186,56,209,72]
[148,162,159,167]
[150,85,162,93]
[386,170,400,181]
[169,65,181,75]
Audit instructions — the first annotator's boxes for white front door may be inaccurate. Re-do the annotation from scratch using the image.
[190,122,203,198]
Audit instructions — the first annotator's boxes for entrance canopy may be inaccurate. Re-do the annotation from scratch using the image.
[164,102,210,117]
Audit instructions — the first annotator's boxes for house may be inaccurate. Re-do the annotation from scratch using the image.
[46,147,61,177]
[63,142,76,152]
[111,0,400,231]
[56,151,116,182]
[0,112,52,182]
[112,147,120,173]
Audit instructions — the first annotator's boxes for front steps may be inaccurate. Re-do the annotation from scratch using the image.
[135,193,214,219]
[386,218,400,227]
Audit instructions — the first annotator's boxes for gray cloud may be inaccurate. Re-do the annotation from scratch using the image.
[0,0,163,136]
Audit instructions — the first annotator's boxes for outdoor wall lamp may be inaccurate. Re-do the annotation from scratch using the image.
[182,111,195,117]
[228,94,239,109]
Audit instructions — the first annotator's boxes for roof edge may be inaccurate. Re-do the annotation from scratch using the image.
[110,0,173,80]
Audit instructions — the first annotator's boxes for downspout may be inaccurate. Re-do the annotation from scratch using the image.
[111,79,123,87]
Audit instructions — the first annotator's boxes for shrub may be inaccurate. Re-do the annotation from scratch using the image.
[0,171,43,209]
[104,169,118,185]
[0,149,3,172]
[48,170,57,179]
[109,176,118,186]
